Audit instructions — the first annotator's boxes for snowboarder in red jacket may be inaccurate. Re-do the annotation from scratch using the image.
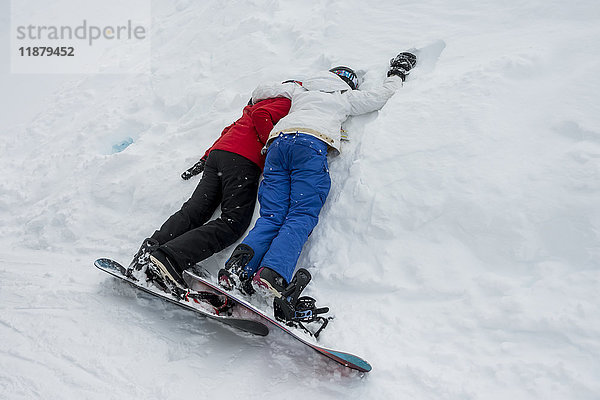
[128,97,291,290]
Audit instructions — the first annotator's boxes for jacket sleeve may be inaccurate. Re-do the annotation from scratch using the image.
[251,82,299,103]
[250,98,292,143]
[345,75,403,116]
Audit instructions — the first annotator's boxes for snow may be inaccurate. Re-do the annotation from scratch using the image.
[1,0,600,398]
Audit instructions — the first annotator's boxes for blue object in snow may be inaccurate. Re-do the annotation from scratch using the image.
[112,137,134,153]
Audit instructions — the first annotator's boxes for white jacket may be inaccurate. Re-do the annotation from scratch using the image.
[251,72,403,154]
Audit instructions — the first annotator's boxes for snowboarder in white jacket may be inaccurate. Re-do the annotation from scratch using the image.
[219,53,417,297]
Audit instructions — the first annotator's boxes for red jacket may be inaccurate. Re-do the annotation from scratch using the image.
[204,97,291,170]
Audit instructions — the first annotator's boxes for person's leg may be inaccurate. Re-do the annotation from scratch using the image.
[157,150,261,270]
[260,135,330,282]
[239,137,291,277]
[151,152,222,246]
[130,151,221,277]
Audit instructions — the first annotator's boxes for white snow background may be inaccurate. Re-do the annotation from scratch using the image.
[1,0,600,399]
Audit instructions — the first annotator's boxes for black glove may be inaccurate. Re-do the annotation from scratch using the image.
[181,156,207,180]
[387,52,417,81]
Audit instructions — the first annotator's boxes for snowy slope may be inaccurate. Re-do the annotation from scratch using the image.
[1,0,600,399]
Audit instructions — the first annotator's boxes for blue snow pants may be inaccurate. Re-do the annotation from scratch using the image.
[241,133,331,282]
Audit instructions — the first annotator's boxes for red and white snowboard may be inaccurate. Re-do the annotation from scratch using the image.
[95,258,371,372]
[182,269,372,373]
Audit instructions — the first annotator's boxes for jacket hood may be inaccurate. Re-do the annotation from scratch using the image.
[302,71,353,92]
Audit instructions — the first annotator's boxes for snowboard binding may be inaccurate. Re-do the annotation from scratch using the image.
[125,237,160,280]
[218,244,255,295]
[180,289,234,316]
[273,268,331,338]
[141,258,234,316]
[143,263,170,292]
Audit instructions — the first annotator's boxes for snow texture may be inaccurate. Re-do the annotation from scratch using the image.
[1,0,600,399]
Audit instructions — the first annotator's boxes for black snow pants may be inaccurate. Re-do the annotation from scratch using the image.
[150,150,261,272]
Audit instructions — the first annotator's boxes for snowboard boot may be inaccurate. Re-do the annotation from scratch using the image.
[252,267,288,298]
[218,244,255,294]
[127,238,160,278]
[148,249,187,291]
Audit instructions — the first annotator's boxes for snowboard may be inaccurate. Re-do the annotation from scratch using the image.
[183,269,373,373]
[94,258,269,336]
[96,258,371,372]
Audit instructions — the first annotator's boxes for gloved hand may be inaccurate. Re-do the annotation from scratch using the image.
[387,52,417,81]
[181,156,207,180]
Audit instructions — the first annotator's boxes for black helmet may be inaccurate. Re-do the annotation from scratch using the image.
[329,66,358,90]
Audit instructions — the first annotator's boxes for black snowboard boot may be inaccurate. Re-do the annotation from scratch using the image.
[218,244,254,294]
[252,267,288,298]
[148,249,187,290]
